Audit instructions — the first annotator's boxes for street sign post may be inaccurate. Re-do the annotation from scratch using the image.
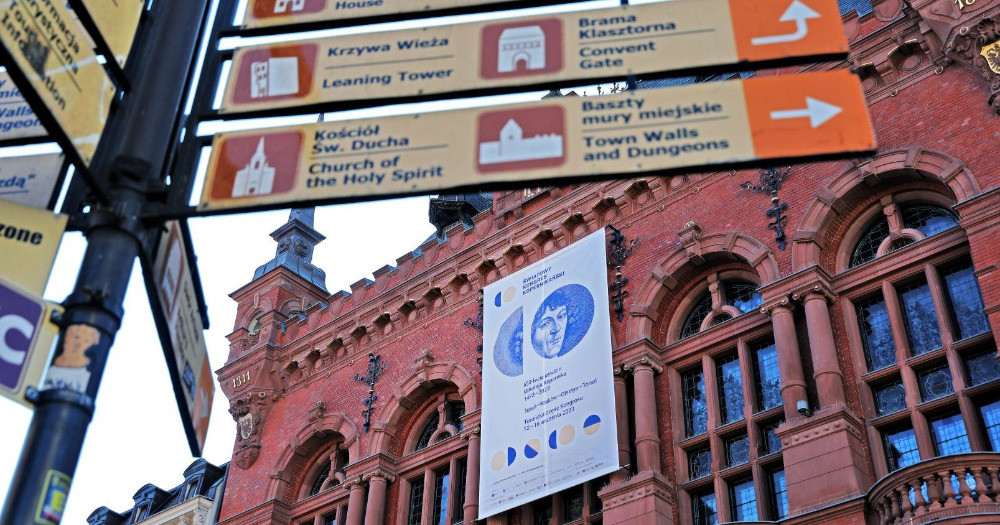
[202,70,875,212]
[242,0,574,29]
[146,221,213,456]
[0,276,60,408]
[0,0,116,168]
[222,0,848,115]
[0,200,67,294]
[0,153,67,210]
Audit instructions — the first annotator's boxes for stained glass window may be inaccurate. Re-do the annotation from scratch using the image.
[447,401,466,431]
[770,469,789,520]
[533,498,552,525]
[856,295,898,371]
[408,477,425,525]
[850,216,890,268]
[453,459,466,524]
[683,368,708,437]
[323,513,337,525]
[725,435,750,467]
[692,490,718,525]
[563,485,584,523]
[681,291,713,339]
[930,413,971,456]
[716,354,744,424]
[730,478,758,521]
[725,281,763,314]
[753,341,782,411]
[874,381,907,416]
[942,265,990,341]
[965,350,1000,387]
[979,400,1000,451]
[432,470,449,525]
[901,204,958,237]
[415,411,441,451]
[689,447,712,480]
[762,421,783,455]
[309,459,330,496]
[884,427,920,471]
[918,365,954,402]
[898,280,942,355]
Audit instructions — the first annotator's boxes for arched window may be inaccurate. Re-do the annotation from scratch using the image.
[247,312,265,335]
[848,201,958,268]
[302,445,349,500]
[400,392,470,525]
[679,275,763,340]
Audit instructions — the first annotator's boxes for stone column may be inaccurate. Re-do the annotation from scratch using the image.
[346,479,367,525]
[631,361,662,472]
[463,428,481,524]
[364,474,389,525]
[801,290,846,407]
[612,368,631,481]
[768,303,808,421]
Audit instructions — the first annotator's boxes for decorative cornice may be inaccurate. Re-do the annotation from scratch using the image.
[618,350,664,375]
[760,265,837,305]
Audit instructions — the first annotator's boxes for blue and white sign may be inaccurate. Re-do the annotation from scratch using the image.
[0,153,65,210]
[479,230,618,519]
[0,71,47,142]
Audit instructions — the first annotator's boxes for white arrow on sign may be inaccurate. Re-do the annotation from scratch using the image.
[751,0,821,45]
[770,97,842,128]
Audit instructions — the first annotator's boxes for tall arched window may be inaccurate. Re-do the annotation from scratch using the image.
[400,392,469,525]
[678,273,763,340]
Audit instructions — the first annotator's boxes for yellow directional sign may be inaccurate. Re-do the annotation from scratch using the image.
[243,0,544,29]
[0,70,46,142]
[0,200,67,294]
[223,0,848,114]
[78,0,146,66]
[150,221,213,456]
[203,70,875,211]
[0,0,116,167]
[0,275,60,407]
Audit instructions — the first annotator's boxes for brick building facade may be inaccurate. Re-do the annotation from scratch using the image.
[216,1,1000,524]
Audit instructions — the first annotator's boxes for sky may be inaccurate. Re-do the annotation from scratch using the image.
[0,0,649,522]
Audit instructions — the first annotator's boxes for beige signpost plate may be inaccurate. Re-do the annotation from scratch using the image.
[0,200,67,294]
[243,0,549,29]
[0,0,116,167]
[151,221,213,456]
[0,275,60,408]
[78,0,146,66]
[222,0,848,114]
[0,153,66,210]
[0,70,46,142]
[203,70,875,211]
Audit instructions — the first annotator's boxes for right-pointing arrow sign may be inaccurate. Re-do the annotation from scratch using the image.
[770,97,843,128]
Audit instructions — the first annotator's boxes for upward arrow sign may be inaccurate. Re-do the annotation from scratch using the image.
[751,0,822,45]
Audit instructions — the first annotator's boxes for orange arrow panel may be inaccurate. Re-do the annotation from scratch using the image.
[744,70,875,160]
[730,0,848,63]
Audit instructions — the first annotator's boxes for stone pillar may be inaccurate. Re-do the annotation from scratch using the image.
[346,479,367,525]
[612,368,631,481]
[801,290,846,407]
[631,362,661,473]
[364,474,388,525]
[463,428,481,524]
[768,303,808,421]
[956,190,1000,354]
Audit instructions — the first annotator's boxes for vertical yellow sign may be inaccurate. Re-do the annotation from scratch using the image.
[0,0,116,167]
[79,0,145,66]
[0,200,67,294]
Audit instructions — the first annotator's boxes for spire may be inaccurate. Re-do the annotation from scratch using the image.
[251,207,328,292]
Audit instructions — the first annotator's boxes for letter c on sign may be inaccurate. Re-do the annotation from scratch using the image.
[0,314,33,366]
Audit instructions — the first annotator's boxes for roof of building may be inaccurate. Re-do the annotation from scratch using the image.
[87,459,227,525]
[252,208,329,293]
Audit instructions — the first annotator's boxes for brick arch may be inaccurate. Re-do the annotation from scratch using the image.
[235,296,274,329]
[792,147,981,271]
[369,360,479,455]
[627,232,778,342]
[265,412,360,502]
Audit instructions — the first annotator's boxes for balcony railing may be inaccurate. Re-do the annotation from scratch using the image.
[868,453,1000,525]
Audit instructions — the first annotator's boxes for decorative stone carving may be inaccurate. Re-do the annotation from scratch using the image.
[946,16,1000,114]
[230,390,278,470]
[678,221,705,264]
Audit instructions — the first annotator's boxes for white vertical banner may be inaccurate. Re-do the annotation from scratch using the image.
[479,230,618,519]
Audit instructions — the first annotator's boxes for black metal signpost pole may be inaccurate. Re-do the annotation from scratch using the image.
[0,0,211,523]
